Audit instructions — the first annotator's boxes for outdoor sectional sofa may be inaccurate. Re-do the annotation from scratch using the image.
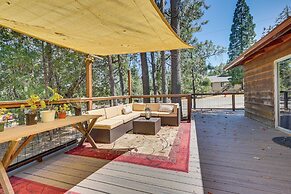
[87,103,180,143]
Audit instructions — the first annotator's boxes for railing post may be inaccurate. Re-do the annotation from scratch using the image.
[283,91,288,110]
[85,55,94,110]
[232,94,235,111]
[187,95,192,123]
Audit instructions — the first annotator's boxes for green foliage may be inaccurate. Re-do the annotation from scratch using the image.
[227,0,256,85]
[208,63,228,76]
[0,0,227,101]
[278,58,291,91]
[263,5,290,36]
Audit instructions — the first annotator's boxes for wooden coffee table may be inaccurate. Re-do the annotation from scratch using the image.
[133,117,161,135]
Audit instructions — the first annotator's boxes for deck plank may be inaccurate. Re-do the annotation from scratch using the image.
[11,120,203,194]
[195,110,291,194]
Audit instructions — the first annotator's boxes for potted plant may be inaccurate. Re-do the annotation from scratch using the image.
[56,104,70,119]
[40,87,63,123]
[0,108,13,132]
[71,102,82,116]
[20,94,46,125]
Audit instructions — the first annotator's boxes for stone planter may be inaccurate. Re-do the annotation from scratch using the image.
[26,113,37,125]
[40,110,56,123]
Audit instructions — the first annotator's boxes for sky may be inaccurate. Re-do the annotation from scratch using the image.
[195,0,291,66]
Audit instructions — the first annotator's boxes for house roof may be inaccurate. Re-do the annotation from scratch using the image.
[225,17,291,70]
[208,76,230,83]
[0,0,191,56]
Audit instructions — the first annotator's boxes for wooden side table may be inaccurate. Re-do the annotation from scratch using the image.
[133,117,161,135]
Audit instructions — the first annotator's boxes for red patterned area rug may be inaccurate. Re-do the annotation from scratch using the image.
[0,176,77,194]
[66,122,191,172]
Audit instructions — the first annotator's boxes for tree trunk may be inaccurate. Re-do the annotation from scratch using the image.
[45,43,53,87]
[117,55,125,96]
[108,56,116,106]
[170,0,181,103]
[150,52,157,102]
[140,53,150,103]
[161,51,167,102]
[158,0,167,102]
[42,41,48,96]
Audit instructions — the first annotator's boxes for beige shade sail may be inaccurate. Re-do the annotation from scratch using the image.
[0,0,191,55]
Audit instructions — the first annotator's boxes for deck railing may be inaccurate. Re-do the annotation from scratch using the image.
[192,92,244,111]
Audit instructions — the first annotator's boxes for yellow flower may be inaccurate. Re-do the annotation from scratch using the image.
[40,101,46,109]
[0,108,7,116]
[20,105,25,110]
[30,94,40,103]
[30,105,37,111]
[48,87,63,102]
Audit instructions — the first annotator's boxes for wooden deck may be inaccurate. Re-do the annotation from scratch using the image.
[9,122,203,194]
[195,110,291,194]
[8,110,291,193]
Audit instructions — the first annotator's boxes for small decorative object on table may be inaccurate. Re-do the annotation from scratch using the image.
[71,101,82,116]
[40,87,62,122]
[21,94,46,125]
[0,108,13,132]
[74,107,82,116]
[145,106,152,120]
[56,104,70,119]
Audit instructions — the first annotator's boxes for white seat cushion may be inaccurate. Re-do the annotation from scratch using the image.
[114,112,140,123]
[105,105,123,119]
[94,118,123,130]
[87,108,106,121]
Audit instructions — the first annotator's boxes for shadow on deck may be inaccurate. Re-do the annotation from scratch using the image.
[194,110,291,194]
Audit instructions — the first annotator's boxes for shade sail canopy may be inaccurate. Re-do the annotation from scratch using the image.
[0,0,191,55]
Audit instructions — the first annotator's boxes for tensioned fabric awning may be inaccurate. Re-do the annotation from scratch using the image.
[0,0,191,56]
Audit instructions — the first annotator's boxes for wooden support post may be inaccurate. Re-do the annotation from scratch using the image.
[128,70,132,103]
[187,95,192,123]
[9,135,35,165]
[0,163,14,194]
[232,94,236,111]
[86,55,94,110]
[2,140,20,169]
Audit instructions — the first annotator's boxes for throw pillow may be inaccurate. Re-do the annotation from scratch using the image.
[122,105,132,114]
[159,104,174,113]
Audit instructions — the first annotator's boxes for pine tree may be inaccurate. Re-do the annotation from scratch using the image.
[170,0,181,100]
[228,0,256,85]
[262,5,291,36]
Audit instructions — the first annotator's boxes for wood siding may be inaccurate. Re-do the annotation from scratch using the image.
[244,40,291,126]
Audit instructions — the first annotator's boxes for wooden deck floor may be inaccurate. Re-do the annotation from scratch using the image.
[9,110,291,194]
[194,110,291,194]
[10,122,203,194]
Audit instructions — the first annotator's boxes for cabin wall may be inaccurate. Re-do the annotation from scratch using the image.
[244,40,291,127]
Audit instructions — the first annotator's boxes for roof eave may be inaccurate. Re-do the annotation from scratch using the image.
[224,16,291,71]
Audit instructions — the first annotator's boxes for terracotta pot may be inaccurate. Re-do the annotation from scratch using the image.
[0,122,4,132]
[58,112,67,119]
[26,113,37,125]
[74,107,82,116]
